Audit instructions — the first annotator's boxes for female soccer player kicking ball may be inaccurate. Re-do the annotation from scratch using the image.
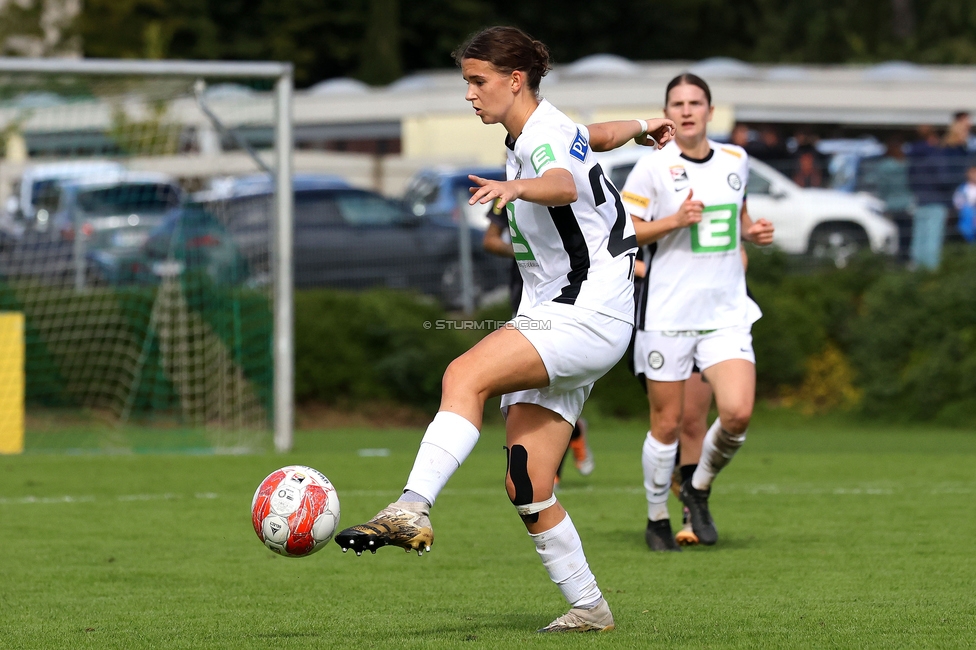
[620,74,774,551]
[335,26,675,632]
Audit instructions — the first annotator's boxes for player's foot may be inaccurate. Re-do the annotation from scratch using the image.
[537,598,615,633]
[569,419,595,476]
[334,500,433,556]
[679,480,717,545]
[675,506,699,546]
[645,518,681,552]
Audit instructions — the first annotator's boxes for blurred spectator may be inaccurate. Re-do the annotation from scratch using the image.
[730,123,751,149]
[950,111,976,152]
[864,135,914,257]
[952,164,976,243]
[752,126,791,175]
[871,136,914,212]
[792,150,823,187]
[907,125,953,269]
[790,128,828,183]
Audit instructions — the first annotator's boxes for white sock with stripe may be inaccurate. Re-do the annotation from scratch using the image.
[692,418,747,491]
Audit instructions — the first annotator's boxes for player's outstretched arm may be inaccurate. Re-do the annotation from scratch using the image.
[469,169,577,210]
[588,119,676,152]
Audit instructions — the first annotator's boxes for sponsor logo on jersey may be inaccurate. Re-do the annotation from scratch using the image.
[690,203,739,253]
[531,143,556,173]
[621,191,650,208]
[569,128,589,162]
[727,173,742,190]
[507,203,536,262]
[670,165,689,191]
[648,351,665,370]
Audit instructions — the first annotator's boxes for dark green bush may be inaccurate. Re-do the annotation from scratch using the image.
[294,289,475,412]
[747,248,890,396]
[849,246,976,423]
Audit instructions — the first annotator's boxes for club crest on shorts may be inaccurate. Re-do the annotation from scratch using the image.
[648,351,665,370]
[727,173,742,190]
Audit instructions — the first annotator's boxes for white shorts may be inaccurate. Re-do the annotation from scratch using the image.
[500,301,632,424]
[632,325,755,382]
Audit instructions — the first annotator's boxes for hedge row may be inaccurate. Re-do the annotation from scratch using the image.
[295,246,976,424]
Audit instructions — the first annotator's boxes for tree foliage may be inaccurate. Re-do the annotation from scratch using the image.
[4,0,976,85]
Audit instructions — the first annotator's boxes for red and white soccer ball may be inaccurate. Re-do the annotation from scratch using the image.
[251,465,340,557]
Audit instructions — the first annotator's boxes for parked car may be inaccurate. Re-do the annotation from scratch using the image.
[403,166,506,229]
[88,204,249,286]
[596,146,899,268]
[0,173,184,284]
[10,160,125,222]
[206,183,509,307]
[192,173,350,202]
[49,173,182,241]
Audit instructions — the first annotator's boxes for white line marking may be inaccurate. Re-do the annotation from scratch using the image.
[0,483,970,508]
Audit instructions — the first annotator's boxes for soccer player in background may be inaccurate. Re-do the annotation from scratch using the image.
[335,26,675,632]
[668,244,761,546]
[620,73,774,551]
[483,212,596,485]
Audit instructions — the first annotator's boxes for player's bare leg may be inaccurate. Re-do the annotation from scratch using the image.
[568,419,595,476]
[335,326,548,556]
[642,380,684,551]
[504,404,614,633]
[680,359,754,545]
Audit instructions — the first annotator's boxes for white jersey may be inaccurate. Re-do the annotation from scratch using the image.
[505,100,638,324]
[622,140,752,330]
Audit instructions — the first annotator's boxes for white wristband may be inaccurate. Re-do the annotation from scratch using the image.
[634,119,648,137]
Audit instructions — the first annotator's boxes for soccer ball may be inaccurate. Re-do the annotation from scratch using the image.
[251,465,340,557]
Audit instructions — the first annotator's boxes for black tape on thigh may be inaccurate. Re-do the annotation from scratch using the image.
[508,444,538,523]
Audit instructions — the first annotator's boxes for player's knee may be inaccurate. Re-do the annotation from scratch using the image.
[504,444,553,524]
[442,357,481,399]
[650,415,681,444]
[720,407,751,435]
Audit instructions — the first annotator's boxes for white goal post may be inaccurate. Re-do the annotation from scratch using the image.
[0,57,295,452]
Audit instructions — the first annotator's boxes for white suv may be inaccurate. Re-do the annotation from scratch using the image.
[595,147,899,268]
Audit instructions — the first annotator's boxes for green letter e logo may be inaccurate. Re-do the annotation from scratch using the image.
[530,144,556,173]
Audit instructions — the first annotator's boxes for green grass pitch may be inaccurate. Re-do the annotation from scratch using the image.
[1,409,974,649]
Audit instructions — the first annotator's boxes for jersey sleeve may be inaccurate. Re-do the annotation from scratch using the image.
[620,156,657,222]
[518,123,572,177]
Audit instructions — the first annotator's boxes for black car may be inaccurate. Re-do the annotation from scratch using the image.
[208,185,509,307]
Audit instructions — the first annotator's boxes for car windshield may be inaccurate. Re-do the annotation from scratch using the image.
[77,183,180,216]
[334,192,407,226]
[32,180,63,213]
[747,170,772,195]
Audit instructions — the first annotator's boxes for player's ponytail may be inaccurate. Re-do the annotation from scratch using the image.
[453,26,552,95]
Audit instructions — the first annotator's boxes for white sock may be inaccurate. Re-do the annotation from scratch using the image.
[642,432,677,521]
[692,418,747,491]
[530,512,603,609]
[402,411,480,506]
